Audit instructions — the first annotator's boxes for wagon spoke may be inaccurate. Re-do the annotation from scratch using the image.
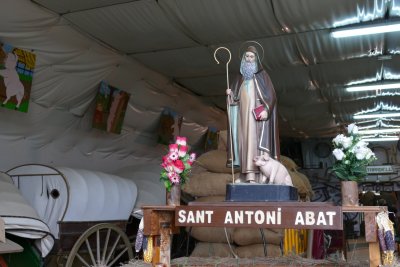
[105,235,121,264]
[85,239,97,265]
[96,229,101,263]
[76,253,91,267]
[101,228,111,263]
[108,247,128,266]
[65,223,133,267]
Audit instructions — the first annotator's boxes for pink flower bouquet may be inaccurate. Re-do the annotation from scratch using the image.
[160,136,196,191]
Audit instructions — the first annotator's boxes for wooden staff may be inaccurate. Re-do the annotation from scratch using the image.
[214,47,235,183]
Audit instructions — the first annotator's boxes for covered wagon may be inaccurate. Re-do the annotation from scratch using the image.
[7,164,138,267]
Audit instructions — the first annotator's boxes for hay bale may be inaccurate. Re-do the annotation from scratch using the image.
[190,242,235,257]
[235,243,282,258]
[233,228,283,246]
[196,150,239,173]
[183,171,237,197]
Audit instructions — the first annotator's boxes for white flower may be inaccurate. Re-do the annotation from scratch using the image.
[347,123,358,134]
[354,147,369,160]
[332,148,345,160]
[342,137,352,149]
[365,149,375,160]
[333,134,345,146]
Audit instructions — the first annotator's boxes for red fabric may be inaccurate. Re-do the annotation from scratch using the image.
[0,256,8,267]
[312,229,325,259]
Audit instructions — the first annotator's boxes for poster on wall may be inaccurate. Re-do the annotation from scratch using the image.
[92,81,130,134]
[0,43,35,112]
[205,127,219,152]
[157,107,183,145]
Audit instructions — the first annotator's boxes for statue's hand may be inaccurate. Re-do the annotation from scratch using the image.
[226,89,232,96]
[259,110,268,120]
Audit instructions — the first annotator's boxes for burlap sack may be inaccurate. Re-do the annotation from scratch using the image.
[183,171,237,197]
[218,130,228,151]
[288,170,308,195]
[196,150,239,173]
[233,228,283,246]
[235,243,282,258]
[186,195,234,243]
[280,155,298,172]
[189,226,234,243]
[190,242,235,257]
[296,171,314,197]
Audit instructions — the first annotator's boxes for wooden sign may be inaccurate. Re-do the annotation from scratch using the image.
[367,165,395,174]
[175,202,343,230]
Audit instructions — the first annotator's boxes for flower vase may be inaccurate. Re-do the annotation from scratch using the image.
[341,181,359,206]
[166,184,181,206]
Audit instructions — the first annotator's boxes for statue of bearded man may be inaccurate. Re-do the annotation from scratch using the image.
[226,45,280,183]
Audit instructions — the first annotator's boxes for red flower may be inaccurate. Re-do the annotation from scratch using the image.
[168,152,179,161]
[169,143,178,153]
[168,172,180,184]
[178,145,188,157]
[173,160,185,174]
[176,136,187,146]
[188,152,196,165]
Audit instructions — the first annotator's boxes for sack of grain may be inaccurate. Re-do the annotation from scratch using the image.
[190,242,235,257]
[183,171,237,197]
[196,150,239,173]
[233,228,283,246]
[235,243,282,258]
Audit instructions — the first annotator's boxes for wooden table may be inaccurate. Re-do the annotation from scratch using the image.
[143,203,384,267]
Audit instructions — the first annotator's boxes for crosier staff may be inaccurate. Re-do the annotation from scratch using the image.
[213,47,235,183]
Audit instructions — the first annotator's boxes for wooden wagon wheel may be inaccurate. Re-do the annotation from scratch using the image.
[65,223,133,267]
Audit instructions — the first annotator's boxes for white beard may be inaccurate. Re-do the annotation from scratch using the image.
[241,61,257,80]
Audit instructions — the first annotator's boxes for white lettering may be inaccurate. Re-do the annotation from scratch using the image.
[245,211,254,224]
[305,211,315,225]
[316,212,327,225]
[224,211,233,224]
[266,211,276,224]
[196,210,204,223]
[234,210,244,224]
[277,208,281,225]
[187,211,195,223]
[326,211,336,225]
[205,210,214,223]
[178,210,186,223]
[295,212,304,225]
[254,210,264,224]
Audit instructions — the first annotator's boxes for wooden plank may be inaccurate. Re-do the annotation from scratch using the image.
[368,242,381,267]
[364,212,377,243]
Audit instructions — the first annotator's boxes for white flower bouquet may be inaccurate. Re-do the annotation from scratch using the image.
[332,123,377,182]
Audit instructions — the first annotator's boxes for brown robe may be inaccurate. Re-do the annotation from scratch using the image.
[227,69,280,174]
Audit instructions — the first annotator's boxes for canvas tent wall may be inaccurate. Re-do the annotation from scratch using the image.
[6,164,137,241]
[115,163,166,218]
[0,172,54,257]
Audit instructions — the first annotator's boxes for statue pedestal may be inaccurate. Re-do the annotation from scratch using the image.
[225,183,298,202]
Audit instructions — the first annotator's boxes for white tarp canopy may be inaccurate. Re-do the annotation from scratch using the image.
[0,172,54,257]
[115,163,166,218]
[7,164,137,240]
[0,0,399,175]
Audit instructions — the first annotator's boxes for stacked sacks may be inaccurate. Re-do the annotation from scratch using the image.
[188,196,283,258]
[185,131,283,258]
[281,156,314,201]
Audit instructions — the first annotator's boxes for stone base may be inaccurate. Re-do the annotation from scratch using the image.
[225,183,298,202]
